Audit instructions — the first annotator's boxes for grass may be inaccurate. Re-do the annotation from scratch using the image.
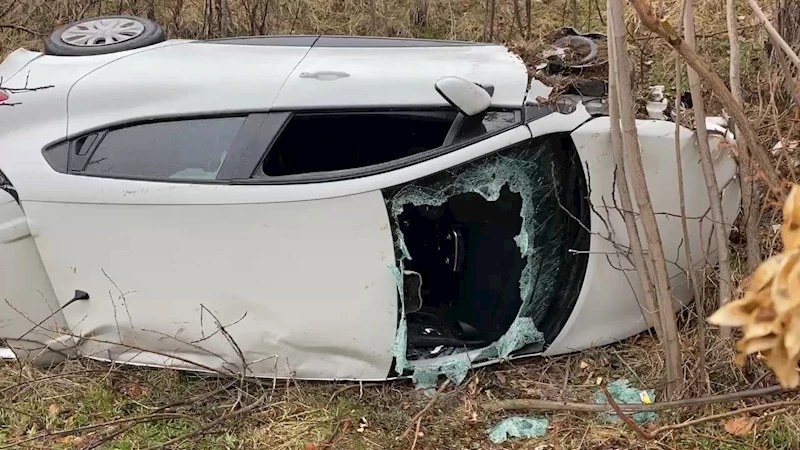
[2,332,800,449]
[3,0,800,448]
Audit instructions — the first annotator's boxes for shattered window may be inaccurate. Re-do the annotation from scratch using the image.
[384,134,589,374]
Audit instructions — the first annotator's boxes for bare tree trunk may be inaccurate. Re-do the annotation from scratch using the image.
[685,0,734,334]
[171,0,185,35]
[629,0,783,196]
[727,0,762,274]
[606,20,663,341]
[203,0,212,38]
[370,0,377,35]
[572,0,579,28]
[610,0,683,398]
[749,0,800,70]
[261,0,271,35]
[489,0,496,41]
[512,0,524,38]
[145,0,156,21]
[674,60,708,392]
[412,0,429,27]
[220,0,231,36]
[525,0,531,39]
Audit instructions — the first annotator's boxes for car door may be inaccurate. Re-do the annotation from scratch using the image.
[22,112,400,380]
[0,184,72,363]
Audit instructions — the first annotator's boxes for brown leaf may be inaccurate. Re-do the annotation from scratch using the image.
[125,384,148,399]
[495,372,507,385]
[783,306,800,358]
[783,185,800,250]
[708,299,757,327]
[724,417,755,436]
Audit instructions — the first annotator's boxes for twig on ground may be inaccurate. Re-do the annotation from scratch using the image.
[481,385,795,412]
[0,413,200,449]
[409,417,422,450]
[400,380,451,441]
[328,384,361,404]
[651,400,800,436]
[319,419,351,450]
[0,369,118,395]
[147,393,269,449]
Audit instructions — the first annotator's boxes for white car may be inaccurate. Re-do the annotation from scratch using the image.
[0,15,740,383]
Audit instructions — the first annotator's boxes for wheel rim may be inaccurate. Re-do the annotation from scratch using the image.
[60,18,145,47]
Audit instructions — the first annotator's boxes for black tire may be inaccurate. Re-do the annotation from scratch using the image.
[44,15,166,57]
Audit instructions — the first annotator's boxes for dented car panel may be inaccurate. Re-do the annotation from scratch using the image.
[0,190,74,364]
[0,34,740,383]
[545,117,741,356]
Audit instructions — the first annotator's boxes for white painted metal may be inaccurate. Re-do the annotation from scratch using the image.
[0,41,191,204]
[0,190,74,364]
[434,76,492,116]
[0,48,41,82]
[10,125,532,205]
[67,42,313,135]
[0,34,744,378]
[24,192,398,379]
[272,45,527,109]
[544,117,741,355]
[19,126,530,380]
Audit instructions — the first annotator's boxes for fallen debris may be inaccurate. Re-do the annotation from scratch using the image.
[481,384,793,413]
[488,416,548,444]
[593,379,657,425]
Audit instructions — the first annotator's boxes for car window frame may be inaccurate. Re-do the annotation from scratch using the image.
[44,107,521,185]
[235,107,522,185]
[63,113,265,184]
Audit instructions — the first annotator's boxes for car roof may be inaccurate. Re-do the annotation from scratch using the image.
[8,35,529,135]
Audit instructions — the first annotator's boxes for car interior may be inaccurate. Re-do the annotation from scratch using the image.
[390,134,591,362]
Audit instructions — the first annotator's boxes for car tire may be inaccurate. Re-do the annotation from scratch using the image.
[44,16,166,57]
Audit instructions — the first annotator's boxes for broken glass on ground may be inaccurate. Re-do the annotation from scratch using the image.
[488,416,549,444]
[593,379,658,425]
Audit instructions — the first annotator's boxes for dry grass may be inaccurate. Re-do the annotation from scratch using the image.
[3,0,800,448]
[2,335,800,449]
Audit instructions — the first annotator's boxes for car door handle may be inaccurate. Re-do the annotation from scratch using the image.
[298,71,350,81]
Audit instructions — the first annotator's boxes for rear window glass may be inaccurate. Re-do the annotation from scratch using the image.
[82,117,245,180]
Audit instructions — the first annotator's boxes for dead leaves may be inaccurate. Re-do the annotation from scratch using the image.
[723,417,756,436]
[708,184,800,388]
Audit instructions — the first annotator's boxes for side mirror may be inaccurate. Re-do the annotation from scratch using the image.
[435,76,492,117]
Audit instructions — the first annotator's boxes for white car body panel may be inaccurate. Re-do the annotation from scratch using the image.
[272,45,527,109]
[23,192,398,380]
[17,123,529,379]
[0,190,73,363]
[67,42,312,135]
[544,117,740,355]
[0,41,189,200]
[12,124,532,205]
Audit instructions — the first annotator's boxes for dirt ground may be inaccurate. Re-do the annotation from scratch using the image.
[3,0,800,448]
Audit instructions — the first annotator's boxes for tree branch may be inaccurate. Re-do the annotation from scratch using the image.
[629,0,783,197]
[481,384,794,412]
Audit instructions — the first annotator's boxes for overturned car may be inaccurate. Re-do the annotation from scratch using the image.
[0,16,740,383]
